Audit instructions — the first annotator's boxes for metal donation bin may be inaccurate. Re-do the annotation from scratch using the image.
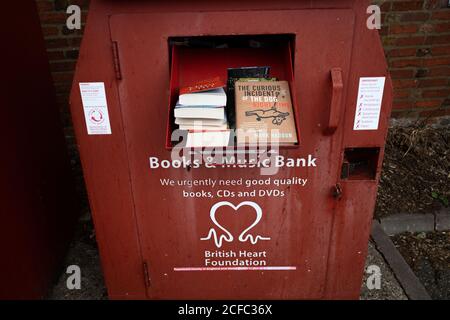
[0,0,78,299]
[70,0,393,299]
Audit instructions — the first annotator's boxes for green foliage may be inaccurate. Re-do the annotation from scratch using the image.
[431,192,449,207]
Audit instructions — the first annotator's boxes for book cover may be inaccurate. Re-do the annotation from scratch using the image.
[179,77,226,95]
[235,80,298,145]
[226,66,270,129]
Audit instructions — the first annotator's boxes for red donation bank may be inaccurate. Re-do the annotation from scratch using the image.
[71,0,393,299]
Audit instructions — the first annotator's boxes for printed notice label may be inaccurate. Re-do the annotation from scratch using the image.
[353,77,385,131]
[79,82,112,135]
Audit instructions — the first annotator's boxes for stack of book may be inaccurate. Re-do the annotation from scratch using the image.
[175,78,230,147]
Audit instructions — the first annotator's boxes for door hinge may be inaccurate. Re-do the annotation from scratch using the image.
[112,41,122,80]
[143,261,151,287]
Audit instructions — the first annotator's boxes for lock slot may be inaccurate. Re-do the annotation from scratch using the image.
[341,147,380,180]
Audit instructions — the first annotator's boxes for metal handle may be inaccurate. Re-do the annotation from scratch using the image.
[327,68,344,134]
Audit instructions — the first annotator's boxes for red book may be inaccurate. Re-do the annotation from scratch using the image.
[179,77,226,95]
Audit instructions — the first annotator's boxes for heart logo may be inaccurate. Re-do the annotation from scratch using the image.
[200,201,271,248]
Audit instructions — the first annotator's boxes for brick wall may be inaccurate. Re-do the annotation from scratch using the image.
[37,0,450,128]
[36,0,89,133]
[376,0,450,122]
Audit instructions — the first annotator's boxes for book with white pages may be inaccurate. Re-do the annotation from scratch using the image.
[178,87,227,107]
[175,117,227,126]
[174,106,226,120]
[186,130,231,148]
[179,123,228,131]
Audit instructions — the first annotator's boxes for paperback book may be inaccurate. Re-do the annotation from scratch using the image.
[235,80,298,146]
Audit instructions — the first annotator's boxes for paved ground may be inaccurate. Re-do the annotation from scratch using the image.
[48,221,107,300]
[48,220,407,300]
[360,242,407,300]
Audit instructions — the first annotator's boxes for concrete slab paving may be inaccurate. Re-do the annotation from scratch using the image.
[379,213,435,236]
[371,221,431,300]
[360,241,408,300]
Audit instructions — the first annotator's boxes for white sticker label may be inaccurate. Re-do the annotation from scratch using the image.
[79,82,112,135]
[353,77,385,131]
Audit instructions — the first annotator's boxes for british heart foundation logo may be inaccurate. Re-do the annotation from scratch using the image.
[200,201,271,248]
